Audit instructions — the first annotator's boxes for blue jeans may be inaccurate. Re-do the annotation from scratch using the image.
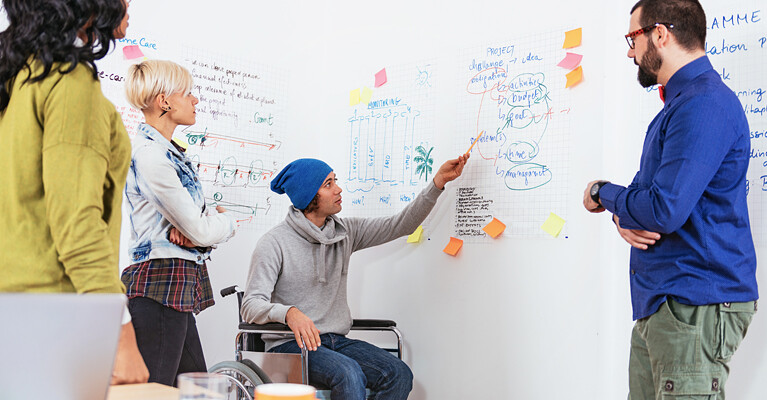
[270,333,413,400]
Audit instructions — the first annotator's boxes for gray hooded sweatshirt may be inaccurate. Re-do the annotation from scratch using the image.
[241,181,443,349]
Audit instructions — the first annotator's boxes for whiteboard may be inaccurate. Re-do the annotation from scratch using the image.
[96,35,290,235]
[2,0,766,398]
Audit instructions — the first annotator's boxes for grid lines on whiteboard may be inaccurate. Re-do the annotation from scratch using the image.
[454,30,573,241]
[344,60,437,219]
[178,46,288,232]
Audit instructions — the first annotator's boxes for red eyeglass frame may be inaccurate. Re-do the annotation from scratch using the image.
[625,22,674,49]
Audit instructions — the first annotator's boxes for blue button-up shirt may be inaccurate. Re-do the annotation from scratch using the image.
[600,56,758,320]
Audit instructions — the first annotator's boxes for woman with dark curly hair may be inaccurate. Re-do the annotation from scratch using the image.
[0,0,149,384]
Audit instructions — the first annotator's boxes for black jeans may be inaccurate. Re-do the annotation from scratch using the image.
[128,297,207,386]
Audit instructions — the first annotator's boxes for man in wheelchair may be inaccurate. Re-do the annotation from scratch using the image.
[241,154,468,400]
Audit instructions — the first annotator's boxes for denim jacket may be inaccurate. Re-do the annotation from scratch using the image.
[125,123,236,265]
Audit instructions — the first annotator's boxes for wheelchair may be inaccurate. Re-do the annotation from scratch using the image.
[209,285,404,400]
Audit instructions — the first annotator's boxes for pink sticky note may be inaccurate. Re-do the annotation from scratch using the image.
[375,68,387,88]
[557,52,583,70]
[123,45,144,60]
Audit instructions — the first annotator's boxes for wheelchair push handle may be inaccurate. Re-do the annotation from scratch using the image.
[221,285,246,323]
[221,285,239,297]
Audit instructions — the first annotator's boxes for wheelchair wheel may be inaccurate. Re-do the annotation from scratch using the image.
[209,360,264,400]
[240,358,273,385]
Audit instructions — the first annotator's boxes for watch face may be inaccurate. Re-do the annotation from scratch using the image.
[591,183,600,196]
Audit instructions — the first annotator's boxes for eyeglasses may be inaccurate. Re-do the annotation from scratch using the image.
[625,22,674,49]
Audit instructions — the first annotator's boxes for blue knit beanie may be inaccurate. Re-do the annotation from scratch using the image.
[270,158,333,209]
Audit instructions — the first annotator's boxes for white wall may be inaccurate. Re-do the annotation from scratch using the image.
[3,0,766,398]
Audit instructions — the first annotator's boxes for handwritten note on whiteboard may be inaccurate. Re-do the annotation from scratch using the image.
[455,30,575,239]
[97,33,288,232]
[344,62,437,218]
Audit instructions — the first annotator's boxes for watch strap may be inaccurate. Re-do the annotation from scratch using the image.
[591,181,608,204]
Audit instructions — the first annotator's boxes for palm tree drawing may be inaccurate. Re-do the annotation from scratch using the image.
[413,145,434,182]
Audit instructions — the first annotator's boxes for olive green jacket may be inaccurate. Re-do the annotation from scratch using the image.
[0,60,130,293]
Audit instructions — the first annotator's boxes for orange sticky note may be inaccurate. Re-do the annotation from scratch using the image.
[565,66,583,88]
[360,87,373,105]
[482,218,506,238]
[443,237,464,256]
[541,212,566,238]
[349,89,361,106]
[407,226,424,243]
[563,28,582,48]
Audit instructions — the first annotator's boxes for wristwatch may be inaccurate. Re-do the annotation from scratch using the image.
[590,181,609,204]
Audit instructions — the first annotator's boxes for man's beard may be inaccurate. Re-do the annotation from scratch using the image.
[636,39,663,88]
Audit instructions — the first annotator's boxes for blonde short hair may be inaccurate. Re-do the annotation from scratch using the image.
[125,60,193,110]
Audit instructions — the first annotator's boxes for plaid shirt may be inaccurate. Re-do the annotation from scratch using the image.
[122,258,214,314]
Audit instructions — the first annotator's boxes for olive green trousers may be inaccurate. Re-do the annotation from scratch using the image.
[629,299,756,400]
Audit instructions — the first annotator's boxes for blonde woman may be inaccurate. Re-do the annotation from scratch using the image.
[121,60,237,385]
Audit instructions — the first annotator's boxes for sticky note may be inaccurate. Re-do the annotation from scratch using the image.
[407,226,424,243]
[541,212,566,238]
[172,137,189,151]
[349,88,360,106]
[557,52,583,70]
[565,66,583,88]
[360,87,373,105]
[443,237,464,256]
[375,68,387,87]
[563,28,582,49]
[482,218,506,238]
[122,45,144,60]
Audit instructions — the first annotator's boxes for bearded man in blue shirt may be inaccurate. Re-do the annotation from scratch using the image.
[583,0,758,398]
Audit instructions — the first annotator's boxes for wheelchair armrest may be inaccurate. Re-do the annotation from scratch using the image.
[351,319,397,329]
[238,322,291,331]
[236,319,404,361]
[240,320,396,330]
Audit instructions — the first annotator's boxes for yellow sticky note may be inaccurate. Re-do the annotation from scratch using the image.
[482,218,506,238]
[443,237,464,256]
[360,87,373,105]
[541,212,566,238]
[563,27,582,48]
[565,66,583,88]
[172,137,189,151]
[349,88,361,106]
[407,226,424,243]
